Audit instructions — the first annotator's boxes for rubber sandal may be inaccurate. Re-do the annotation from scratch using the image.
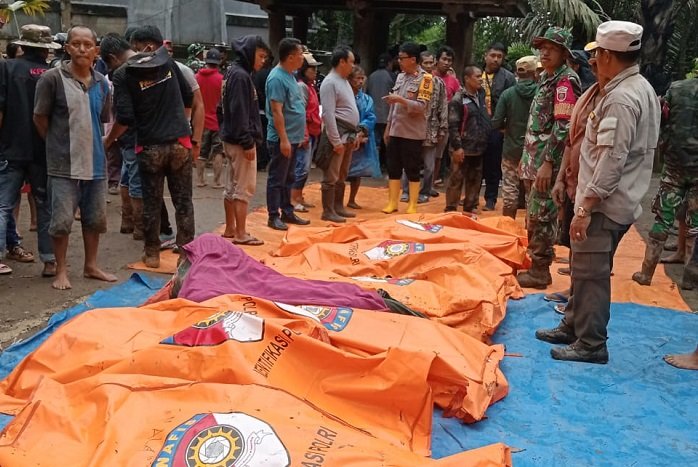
[233,236,264,246]
[0,263,12,275]
[293,203,308,213]
[6,245,35,263]
[557,267,570,276]
[553,303,566,315]
[544,292,569,303]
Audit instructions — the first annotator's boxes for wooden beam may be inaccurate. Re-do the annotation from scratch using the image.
[446,12,475,78]
[268,10,286,56]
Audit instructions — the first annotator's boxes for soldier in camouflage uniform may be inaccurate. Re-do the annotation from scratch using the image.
[517,27,581,288]
[186,43,206,73]
[632,73,698,289]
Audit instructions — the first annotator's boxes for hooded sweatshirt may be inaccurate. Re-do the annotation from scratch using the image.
[219,36,262,149]
[490,78,538,161]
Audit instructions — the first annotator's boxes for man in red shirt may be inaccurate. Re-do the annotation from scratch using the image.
[195,48,224,188]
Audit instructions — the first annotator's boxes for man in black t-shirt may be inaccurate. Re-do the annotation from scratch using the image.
[0,25,60,277]
[104,25,194,269]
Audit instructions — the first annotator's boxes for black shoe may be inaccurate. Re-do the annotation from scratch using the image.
[482,200,496,211]
[535,325,576,345]
[281,213,310,225]
[430,189,439,198]
[268,217,288,231]
[551,342,609,364]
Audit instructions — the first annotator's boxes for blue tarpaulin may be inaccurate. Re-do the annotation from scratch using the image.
[432,294,698,466]
[0,273,166,431]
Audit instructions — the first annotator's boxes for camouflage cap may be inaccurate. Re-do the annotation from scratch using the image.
[13,24,62,50]
[532,26,573,55]
[187,42,205,56]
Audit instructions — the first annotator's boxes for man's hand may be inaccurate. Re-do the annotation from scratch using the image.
[452,148,465,164]
[352,137,361,151]
[280,138,292,158]
[552,179,566,207]
[570,214,591,242]
[534,160,553,193]
[333,143,344,154]
[102,135,112,150]
[382,94,404,106]
[383,130,390,147]
[243,147,256,161]
[300,137,309,149]
[191,143,201,161]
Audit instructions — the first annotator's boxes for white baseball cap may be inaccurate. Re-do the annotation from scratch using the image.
[595,21,643,52]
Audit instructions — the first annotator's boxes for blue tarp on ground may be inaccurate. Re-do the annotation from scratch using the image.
[432,294,698,466]
[0,273,166,431]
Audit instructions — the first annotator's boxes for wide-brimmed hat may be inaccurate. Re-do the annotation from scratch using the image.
[13,24,62,50]
[127,45,170,69]
[532,26,573,55]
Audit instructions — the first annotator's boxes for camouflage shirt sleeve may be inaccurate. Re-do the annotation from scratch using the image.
[542,75,581,167]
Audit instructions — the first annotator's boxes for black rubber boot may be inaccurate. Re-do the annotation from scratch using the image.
[321,186,345,223]
[334,182,355,218]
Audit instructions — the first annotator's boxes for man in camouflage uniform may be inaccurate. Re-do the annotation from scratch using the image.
[632,71,698,289]
[186,43,206,73]
[517,27,581,288]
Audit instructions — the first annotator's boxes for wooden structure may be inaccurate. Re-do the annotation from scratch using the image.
[240,0,528,73]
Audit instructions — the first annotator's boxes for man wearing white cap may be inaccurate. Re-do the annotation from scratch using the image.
[536,21,661,364]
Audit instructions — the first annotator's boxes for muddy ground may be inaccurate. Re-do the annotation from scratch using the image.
[0,172,695,350]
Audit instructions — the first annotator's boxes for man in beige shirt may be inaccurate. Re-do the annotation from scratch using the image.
[536,21,661,364]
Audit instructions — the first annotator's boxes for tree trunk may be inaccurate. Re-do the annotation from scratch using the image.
[639,0,677,94]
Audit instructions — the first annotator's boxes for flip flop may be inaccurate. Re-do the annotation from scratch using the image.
[557,267,570,276]
[0,263,12,275]
[543,292,569,303]
[553,303,566,315]
[233,236,264,246]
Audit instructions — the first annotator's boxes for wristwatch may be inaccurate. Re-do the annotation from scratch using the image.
[576,206,590,218]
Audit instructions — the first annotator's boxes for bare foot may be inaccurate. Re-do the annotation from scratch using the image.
[663,347,698,370]
[84,267,118,282]
[52,272,72,290]
[42,261,57,277]
[660,251,685,264]
[221,231,235,238]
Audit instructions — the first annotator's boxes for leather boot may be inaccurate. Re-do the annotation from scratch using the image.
[502,206,517,219]
[130,197,145,241]
[119,186,134,234]
[382,179,401,214]
[631,234,667,286]
[321,186,345,223]
[334,182,355,218]
[405,181,420,214]
[517,264,553,289]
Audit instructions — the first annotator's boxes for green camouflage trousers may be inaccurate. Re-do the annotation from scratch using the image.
[501,158,523,210]
[649,164,698,239]
[527,184,559,267]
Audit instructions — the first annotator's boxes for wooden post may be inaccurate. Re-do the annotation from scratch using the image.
[446,12,475,78]
[60,0,72,32]
[353,10,392,74]
[292,14,308,44]
[267,10,286,56]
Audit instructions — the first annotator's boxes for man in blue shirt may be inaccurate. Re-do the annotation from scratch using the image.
[265,37,310,230]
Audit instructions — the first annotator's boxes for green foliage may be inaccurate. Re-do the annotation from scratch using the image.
[309,11,354,51]
[506,42,536,66]
[0,0,50,22]
[389,14,442,45]
[413,17,446,50]
[514,0,605,44]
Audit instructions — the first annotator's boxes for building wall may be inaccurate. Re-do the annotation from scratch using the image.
[1,0,270,45]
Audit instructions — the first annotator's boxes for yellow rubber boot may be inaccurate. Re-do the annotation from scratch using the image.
[406,181,420,214]
[382,179,401,214]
